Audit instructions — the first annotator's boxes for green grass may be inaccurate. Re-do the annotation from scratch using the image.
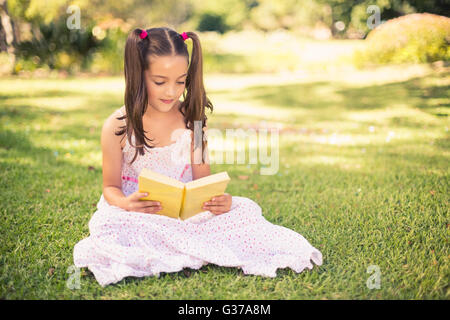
[0,64,449,299]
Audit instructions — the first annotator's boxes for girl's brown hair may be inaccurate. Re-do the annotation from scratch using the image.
[115,27,213,165]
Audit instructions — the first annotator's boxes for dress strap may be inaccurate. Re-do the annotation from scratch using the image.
[179,163,190,180]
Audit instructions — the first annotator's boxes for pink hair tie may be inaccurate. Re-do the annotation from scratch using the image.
[180,32,189,41]
[139,30,148,39]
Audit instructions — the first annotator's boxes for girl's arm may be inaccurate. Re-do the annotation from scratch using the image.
[100,110,162,214]
[101,111,127,208]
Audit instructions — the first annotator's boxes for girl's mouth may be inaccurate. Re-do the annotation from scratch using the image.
[161,99,174,104]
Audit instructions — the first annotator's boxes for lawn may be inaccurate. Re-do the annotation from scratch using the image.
[0,63,448,299]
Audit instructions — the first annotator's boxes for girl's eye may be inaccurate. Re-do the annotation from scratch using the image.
[155,82,185,86]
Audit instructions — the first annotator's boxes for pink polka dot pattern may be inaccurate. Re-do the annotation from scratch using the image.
[73,128,323,287]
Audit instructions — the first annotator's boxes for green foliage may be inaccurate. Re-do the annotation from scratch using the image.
[197,12,230,34]
[6,1,450,74]
[89,28,128,75]
[191,0,250,32]
[353,13,450,67]
[15,19,104,73]
[320,0,449,38]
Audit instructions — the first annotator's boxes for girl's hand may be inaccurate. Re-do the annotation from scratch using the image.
[202,193,232,215]
[121,191,162,214]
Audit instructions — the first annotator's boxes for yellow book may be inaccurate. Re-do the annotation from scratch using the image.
[138,168,231,220]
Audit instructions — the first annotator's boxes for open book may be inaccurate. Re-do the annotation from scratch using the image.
[138,168,231,220]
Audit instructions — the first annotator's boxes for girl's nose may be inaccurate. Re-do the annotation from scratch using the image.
[166,87,176,96]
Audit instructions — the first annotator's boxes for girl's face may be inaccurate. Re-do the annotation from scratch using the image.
[144,55,188,113]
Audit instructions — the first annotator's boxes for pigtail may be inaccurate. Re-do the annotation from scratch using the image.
[123,28,154,164]
[182,32,213,164]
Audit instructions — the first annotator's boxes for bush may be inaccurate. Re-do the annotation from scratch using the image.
[197,12,230,34]
[16,19,104,74]
[88,28,127,75]
[353,13,450,67]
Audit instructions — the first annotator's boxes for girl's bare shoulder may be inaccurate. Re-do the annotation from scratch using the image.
[102,106,127,150]
[111,105,126,121]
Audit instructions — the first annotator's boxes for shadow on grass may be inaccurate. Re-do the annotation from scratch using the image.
[223,71,449,121]
[88,262,311,289]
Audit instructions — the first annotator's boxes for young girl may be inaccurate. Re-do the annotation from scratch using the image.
[73,27,322,287]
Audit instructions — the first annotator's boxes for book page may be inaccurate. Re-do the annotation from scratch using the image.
[180,172,230,220]
[138,168,185,219]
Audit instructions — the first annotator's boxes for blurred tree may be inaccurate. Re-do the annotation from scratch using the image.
[191,0,251,32]
[4,0,450,74]
[15,17,102,72]
[7,0,193,30]
[407,0,450,16]
[247,0,332,32]
[0,0,16,62]
[197,12,229,33]
[319,0,449,37]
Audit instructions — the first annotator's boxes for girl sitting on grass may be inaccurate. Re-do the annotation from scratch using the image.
[73,27,322,287]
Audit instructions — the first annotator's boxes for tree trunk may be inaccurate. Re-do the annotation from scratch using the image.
[0,0,16,66]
